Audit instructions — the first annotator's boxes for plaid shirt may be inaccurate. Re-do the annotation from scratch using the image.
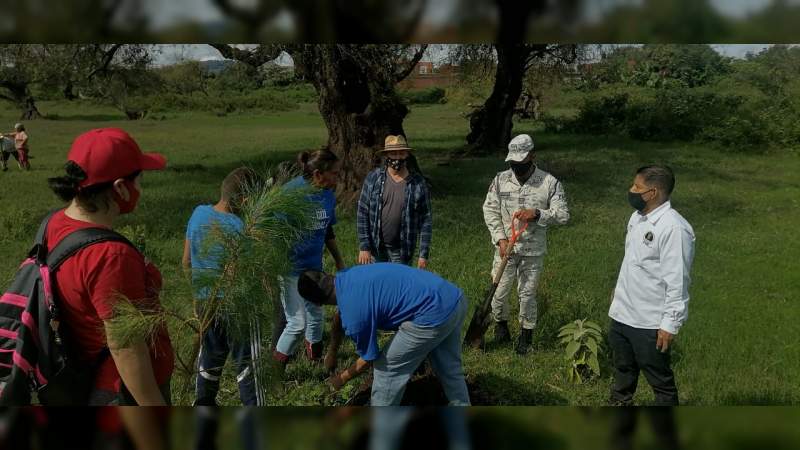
[357,167,433,262]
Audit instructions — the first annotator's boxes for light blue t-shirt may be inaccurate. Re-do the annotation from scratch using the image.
[335,263,463,361]
[285,176,337,274]
[186,205,244,299]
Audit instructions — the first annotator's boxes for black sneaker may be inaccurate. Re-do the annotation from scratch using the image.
[494,321,512,344]
[515,328,533,355]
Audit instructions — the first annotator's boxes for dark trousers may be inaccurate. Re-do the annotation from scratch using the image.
[194,406,261,450]
[195,320,260,406]
[612,407,679,450]
[609,320,679,406]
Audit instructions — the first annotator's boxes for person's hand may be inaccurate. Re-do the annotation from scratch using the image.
[357,250,373,265]
[513,208,539,223]
[417,258,428,270]
[498,239,509,258]
[328,373,345,391]
[656,329,674,353]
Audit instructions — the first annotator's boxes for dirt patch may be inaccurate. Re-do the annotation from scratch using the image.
[347,369,495,406]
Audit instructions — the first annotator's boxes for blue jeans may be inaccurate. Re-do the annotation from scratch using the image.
[195,406,263,450]
[195,318,265,406]
[276,275,325,355]
[370,407,471,450]
[371,297,470,406]
[374,244,410,265]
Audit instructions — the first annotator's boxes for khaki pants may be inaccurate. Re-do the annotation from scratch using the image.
[490,251,544,330]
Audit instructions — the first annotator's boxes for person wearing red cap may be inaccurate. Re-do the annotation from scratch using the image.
[44,127,174,406]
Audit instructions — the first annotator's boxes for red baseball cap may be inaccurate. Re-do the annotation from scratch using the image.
[67,128,166,187]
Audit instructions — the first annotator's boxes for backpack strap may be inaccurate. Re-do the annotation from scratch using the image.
[34,211,58,247]
[47,228,136,271]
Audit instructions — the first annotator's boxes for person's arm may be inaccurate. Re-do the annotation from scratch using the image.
[657,225,696,351]
[535,179,570,227]
[417,181,433,269]
[118,407,167,450]
[325,225,346,270]
[181,238,191,273]
[357,171,375,265]
[329,357,371,390]
[324,309,344,373]
[483,175,509,257]
[104,322,166,406]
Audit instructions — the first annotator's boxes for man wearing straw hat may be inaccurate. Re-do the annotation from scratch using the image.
[482,134,570,355]
[357,134,433,268]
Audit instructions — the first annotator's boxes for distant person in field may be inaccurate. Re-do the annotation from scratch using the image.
[357,134,432,268]
[609,165,695,406]
[297,264,470,406]
[45,128,174,405]
[273,149,346,367]
[182,167,267,406]
[482,134,570,355]
[0,123,31,171]
[0,123,29,171]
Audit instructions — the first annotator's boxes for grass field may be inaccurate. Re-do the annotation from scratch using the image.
[1,99,798,406]
[167,407,800,450]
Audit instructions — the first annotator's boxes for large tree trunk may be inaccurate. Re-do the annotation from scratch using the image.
[7,84,42,120]
[466,45,533,154]
[304,47,408,202]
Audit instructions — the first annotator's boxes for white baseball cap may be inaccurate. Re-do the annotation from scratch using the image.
[505,134,534,162]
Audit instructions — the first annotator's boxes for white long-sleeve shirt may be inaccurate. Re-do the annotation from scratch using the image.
[608,201,695,334]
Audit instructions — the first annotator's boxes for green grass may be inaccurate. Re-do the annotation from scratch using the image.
[1,99,798,406]
[163,407,800,450]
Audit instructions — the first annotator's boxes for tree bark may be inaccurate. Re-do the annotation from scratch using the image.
[301,46,410,202]
[3,82,42,120]
[466,45,536,154]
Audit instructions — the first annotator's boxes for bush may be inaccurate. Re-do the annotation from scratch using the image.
[400,87,447,105]
[142,88,301,114]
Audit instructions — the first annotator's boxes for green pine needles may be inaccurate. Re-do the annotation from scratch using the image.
[107,166,318,403]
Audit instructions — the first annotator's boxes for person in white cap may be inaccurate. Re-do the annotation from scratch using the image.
[482,134,570,354]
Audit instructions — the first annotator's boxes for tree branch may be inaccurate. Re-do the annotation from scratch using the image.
[86,44,123,80]
[208,44,284,68]
[395,44,429,82]
[211,0,282,29]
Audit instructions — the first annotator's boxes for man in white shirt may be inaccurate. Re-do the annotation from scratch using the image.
[608,165,695,406]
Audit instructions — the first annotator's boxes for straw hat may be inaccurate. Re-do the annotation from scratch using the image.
[379,135,413,153]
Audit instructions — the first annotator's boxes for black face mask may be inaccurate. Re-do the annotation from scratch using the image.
[627,189,653,211]
[386,157,407,171]
[510,161,534,179]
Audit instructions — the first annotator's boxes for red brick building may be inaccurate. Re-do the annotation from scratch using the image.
[398,61,459,90]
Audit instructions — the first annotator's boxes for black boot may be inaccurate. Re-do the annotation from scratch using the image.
[515,328,533,355]
[494,321,511,344]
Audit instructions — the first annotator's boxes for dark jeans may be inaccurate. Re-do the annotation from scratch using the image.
[612,407,680,450]
[194,406,261,450]
[195,319,260,406]
[609,320,679,406]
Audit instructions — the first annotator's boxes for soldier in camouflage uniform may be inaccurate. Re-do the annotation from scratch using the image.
[482,134,570,354]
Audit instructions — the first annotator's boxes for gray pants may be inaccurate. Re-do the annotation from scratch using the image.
[490,252,544,330]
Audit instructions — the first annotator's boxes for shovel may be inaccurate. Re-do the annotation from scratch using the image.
[464,216,528,349]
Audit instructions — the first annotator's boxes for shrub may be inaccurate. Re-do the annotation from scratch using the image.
[400,87,447,105]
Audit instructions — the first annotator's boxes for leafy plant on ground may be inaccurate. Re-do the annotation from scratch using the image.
[558,319,603,384]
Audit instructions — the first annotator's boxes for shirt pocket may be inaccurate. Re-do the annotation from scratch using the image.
[631,235,660,273]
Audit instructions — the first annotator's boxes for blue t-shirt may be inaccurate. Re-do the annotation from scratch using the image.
[335,263,464,361]
[285,176,337,274]
[186,205,244,299]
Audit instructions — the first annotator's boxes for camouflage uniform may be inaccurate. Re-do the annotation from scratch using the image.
[482,167,570,329]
